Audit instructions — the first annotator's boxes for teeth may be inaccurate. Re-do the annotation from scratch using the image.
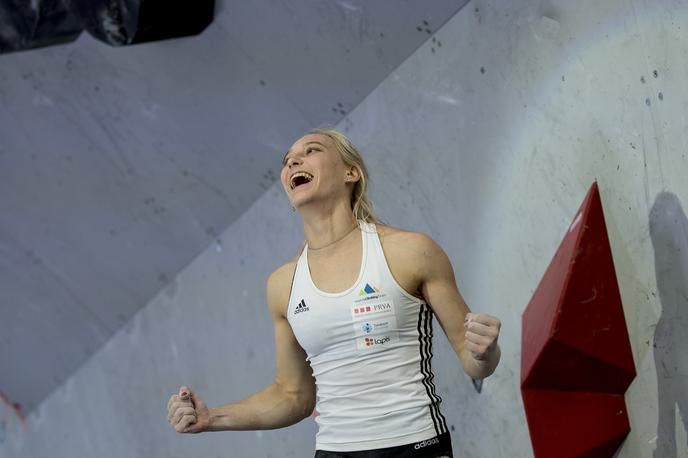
[290,171,313,189]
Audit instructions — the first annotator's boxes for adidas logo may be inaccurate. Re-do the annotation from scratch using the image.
[294,299,310,314]
[414,437,440,450]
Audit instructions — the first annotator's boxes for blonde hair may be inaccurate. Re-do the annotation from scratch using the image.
[307,127,379,224]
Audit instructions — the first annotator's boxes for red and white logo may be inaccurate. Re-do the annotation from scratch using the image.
[364,336,391,347]
[354,306,372,315]
[352,301,393,318]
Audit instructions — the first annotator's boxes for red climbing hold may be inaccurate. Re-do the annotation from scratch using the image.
[521,182,636,457]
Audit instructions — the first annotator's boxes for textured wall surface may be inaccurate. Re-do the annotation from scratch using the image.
[2,0,688,457]
[339,1,687,456]
[342,1,687,456]
[0,0,467,416]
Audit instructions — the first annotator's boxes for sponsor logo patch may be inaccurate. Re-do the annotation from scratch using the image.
[361,320,390,335]
[352,301,393,318]
[414,437,440,450]
[293,299,310,314]
[364,336,390,347]
[355,282,384,302]
[359,283,380,296]
[351,285,397,351]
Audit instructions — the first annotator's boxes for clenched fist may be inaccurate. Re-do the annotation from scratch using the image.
[167,386,210,433]
[463,312,501,362]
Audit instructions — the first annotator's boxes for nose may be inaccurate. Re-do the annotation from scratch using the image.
[287,156,301,167]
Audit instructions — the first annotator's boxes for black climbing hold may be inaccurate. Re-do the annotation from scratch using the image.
[64,0,215,46]
[0,0,215,53]
[0,0,83,54]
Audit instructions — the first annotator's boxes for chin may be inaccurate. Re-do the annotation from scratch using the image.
[289,189,315,208]
[290,199,308,209]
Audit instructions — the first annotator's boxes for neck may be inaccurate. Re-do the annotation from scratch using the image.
[298,199,359,252]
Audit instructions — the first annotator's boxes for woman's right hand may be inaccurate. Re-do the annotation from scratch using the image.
[167,386,210,433]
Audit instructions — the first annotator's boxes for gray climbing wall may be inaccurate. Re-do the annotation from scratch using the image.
[2,0,687,457]
[0,0,467,419]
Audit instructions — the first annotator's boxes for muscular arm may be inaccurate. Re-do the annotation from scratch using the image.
[206,264,316,431]
[398,232,501,379]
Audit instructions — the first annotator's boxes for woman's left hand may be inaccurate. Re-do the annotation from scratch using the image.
[464,312,501,361]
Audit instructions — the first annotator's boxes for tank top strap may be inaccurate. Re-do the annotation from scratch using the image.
[360,220,385,264]
[296,242,308,267]
[292,242,306,279]
[359,220,376,240]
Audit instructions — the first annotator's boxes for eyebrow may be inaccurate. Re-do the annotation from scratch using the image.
[282,141,326,165]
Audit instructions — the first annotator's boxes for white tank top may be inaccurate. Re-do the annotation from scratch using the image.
[287,220,448,452]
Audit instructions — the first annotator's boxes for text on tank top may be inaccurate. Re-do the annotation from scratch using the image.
[286,221,447,452]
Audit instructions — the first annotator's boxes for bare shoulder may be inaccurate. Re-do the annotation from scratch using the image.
[266,258,298,318]
[376,224,444,259]
[375,224,450,298]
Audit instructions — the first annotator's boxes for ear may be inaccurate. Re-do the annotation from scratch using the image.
[345,166,361,184]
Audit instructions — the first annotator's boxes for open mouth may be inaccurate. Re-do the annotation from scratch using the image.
[290,171,314,190]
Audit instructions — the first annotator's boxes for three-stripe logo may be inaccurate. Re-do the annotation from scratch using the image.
[294,299,310,314]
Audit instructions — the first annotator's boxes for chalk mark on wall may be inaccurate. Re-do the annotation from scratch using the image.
[0,390,27,445]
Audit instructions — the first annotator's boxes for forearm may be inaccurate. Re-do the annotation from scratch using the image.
[206,383,314,431]
[459,343,501,379]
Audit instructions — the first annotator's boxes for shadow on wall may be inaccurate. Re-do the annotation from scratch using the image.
[649,192,688,457]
